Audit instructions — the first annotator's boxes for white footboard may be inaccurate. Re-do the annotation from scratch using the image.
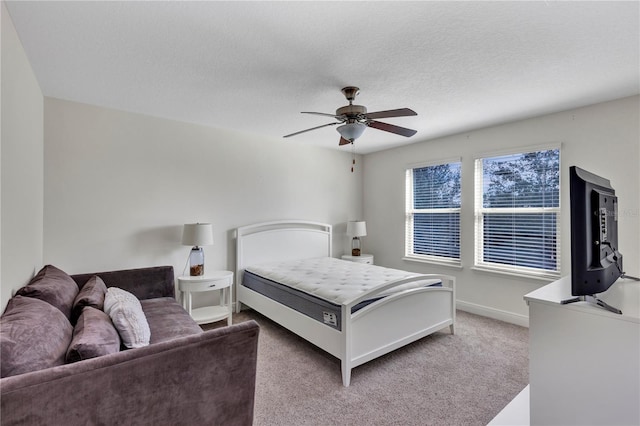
[340,274,455,386]
[350,287,454,366]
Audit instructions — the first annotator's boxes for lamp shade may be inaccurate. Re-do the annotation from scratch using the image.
[346,221,367,237]
[182,223,214,246]
[337,122,366,142]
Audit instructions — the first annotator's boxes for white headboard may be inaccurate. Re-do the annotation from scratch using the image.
[235,220,332,286]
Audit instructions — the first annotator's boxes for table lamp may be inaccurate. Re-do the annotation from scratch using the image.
[182,223,214,276]
[346,221,367,256]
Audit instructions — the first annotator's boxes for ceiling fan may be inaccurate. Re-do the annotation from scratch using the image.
[283,86,418,146]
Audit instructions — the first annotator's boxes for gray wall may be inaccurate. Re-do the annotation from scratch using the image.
[1,2,44,310]
[43,99,363,283]
[363,96,640,325]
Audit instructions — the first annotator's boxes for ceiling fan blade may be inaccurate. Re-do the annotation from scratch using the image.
[339,137,351,146]
[365,108,417,120]
[301,111,342,119]
[283,122,339,138]
[368,120,417,137]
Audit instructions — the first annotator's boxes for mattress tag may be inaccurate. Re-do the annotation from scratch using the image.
[323,312,337,326]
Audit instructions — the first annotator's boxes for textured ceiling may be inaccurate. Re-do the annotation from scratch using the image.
[6,1,639,154]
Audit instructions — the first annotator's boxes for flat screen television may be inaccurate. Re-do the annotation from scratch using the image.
[569,166,623,298]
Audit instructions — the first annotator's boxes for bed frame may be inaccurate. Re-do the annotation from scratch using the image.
[235,220,456,386]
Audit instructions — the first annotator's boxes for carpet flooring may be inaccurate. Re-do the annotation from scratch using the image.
[204,309,529,426]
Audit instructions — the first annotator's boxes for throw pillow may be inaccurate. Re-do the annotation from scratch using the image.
[0,296,74,378]
[103,287,151,349]
[71,275,108,324]
[16,264,79,319]
[66,306,120,363]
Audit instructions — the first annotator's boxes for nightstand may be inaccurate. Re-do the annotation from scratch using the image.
[341,254,374,265]
[178,271,233,326]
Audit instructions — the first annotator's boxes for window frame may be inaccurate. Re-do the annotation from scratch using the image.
[473,144,561,279]
[404,158,462,268]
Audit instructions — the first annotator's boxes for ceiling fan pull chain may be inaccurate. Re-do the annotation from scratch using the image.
[351,142,355,173]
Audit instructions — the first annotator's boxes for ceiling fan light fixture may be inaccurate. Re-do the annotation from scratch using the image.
[337,122,366,142]
[284,87,417,146]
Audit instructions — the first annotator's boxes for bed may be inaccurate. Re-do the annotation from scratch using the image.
[235,220,456,386]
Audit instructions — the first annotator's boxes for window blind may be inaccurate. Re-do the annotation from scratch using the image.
[474,148,561,278]
[406,161,461,264]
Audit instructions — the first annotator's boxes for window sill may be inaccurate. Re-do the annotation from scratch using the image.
[402,256,463,270]
[471,266,560,282]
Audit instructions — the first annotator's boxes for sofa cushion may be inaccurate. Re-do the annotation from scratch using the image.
[71,275,108,324]
[66,306,120,363]
[0,296,74,378]
[140,297,202,344]
[104,287,151,349]
[16,264,79,319]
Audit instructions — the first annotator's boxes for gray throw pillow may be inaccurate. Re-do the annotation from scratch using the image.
[66,306,121,363]
[16,264,79,319]
[104,287,151,349]
[71,275,108,324]
[0,296,74,378]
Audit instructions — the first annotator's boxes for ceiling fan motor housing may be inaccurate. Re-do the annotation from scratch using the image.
[336,104,368,121]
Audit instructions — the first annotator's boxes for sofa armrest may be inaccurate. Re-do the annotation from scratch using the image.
[71,265,175,300]
[1,320,259,426]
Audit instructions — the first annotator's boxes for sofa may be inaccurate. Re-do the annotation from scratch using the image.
[0,265,259,426]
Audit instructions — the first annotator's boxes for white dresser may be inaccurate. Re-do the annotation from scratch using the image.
[524,276,639,426]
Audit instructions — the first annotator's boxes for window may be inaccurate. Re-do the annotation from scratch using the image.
[474,147,561,278]
[405,160,461,264]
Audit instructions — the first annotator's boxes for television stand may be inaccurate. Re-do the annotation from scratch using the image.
[621,273,640,281]
[585,295,622,314]
[561,294,622,314]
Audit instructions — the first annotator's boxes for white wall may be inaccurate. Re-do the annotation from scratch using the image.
[44,98,363,296]
[363,96,640,326]
[0,2,44,311]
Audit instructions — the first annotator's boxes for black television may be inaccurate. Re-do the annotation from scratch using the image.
[569,166,623,303]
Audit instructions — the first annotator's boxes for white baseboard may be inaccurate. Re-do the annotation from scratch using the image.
[456,300,529,328]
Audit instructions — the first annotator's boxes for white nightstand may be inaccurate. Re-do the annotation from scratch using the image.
[341,254,374,265]
[178,271,233,326]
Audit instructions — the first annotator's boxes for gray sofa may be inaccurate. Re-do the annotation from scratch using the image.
[0,265,259,426]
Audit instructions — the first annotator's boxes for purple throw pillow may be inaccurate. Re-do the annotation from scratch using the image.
[66,306,121,363]
[16,264,79,319]
[0,296,74,378]
[71,275,108,324]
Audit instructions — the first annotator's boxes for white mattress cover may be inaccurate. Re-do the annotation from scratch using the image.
[245,257,440,306]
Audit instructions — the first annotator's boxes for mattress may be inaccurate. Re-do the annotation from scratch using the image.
[242,257,441,330]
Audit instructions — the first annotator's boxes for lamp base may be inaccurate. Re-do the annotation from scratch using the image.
[189,246,205,276]
[351,236,361,256]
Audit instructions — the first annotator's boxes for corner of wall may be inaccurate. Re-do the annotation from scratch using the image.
[1,1,45,311]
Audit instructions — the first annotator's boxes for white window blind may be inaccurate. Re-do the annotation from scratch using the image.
[474,148,561,278]
[405,161,461,264]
